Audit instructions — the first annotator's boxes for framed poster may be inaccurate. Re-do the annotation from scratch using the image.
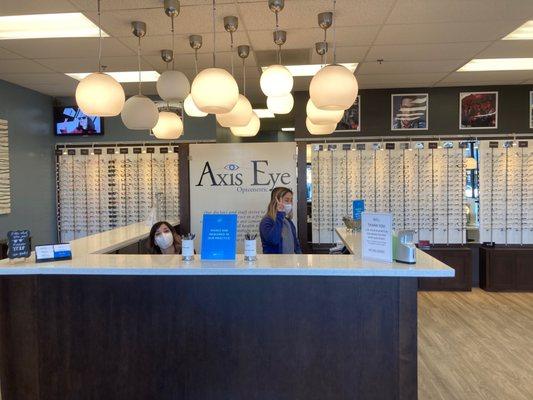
[530,91,533,129]
[459,91,498,129]
[391,93,428,131]
[336,95,361,132]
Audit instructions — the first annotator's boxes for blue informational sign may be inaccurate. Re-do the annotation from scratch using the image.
[201,214,238,260]
[353,200,365,221]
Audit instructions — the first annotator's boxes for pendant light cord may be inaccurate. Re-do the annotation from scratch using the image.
[194,49,199,75]
[212,0,216,67]
[97,0,102,72]
[230,31,234,76]
[332,0,337,64]
[137,36,142,95]
[242,57,246,96]
[171,15,175,70]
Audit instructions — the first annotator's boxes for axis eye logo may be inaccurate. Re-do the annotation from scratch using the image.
[224,163,239,171]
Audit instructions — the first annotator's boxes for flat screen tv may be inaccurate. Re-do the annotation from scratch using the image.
[54,106,103,136]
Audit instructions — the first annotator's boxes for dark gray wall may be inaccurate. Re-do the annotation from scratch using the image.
[0,79,56,247]
[295,85,533,140]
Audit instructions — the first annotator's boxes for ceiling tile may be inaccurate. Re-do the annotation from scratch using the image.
[386,0,531,24]
[440,70,533,83]
[0,47,23,59]
[357,60,465,75]
[309,46,368,64]
[0,0,77,15]
[0,59,54,73]
[476,40,533,58]
[437,81,522,87]
[358,82,431,89]
[237,0,395,31]
[375,21,519,45]
[357,72,446,85]
[36,56,143,73]
[365,42,490,62]
[0,37,135,59]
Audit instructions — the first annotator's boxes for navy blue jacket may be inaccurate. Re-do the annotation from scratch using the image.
[259,212,302,254]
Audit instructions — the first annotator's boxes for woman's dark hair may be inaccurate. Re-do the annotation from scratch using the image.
[148,221,182,254]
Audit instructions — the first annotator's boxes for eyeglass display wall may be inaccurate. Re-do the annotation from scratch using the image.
[479,140,533,245]
[311,141,467,245]
[56,145,180,243]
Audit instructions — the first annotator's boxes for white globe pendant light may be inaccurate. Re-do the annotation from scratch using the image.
[75,0,125,117]
[184,93,207,117]
[191,68,239,114]
[121,95,159,130]
[156,5,190,102]
[306,117,336,135]
[267,93,294,114]
[76,72,125,117]
[260,64,293,97]
[157,70,190,102]
[216,94,253,127]
[230,112,260,137]
[121,21,159,130]
[152,111,183,139]
[310,64,358,111]
[306,98,343,125]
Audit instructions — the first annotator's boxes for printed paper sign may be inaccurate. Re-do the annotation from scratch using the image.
[201,214,238,260]
[361,212,393,263]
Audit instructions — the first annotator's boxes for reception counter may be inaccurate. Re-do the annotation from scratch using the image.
[0,223,453,400]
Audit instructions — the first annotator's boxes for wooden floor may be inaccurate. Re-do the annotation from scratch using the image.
[419,289,533,400]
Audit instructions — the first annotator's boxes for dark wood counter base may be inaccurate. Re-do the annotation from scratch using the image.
[480,246,533,291]
[0,275,417,400]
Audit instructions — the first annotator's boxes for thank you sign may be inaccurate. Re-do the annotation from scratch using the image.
[190,143,297,252]
[7,230,30,259]
[361,212,392,263]
[201,214,237,260]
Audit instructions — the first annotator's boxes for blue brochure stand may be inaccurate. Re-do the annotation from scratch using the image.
[201,214,238,260]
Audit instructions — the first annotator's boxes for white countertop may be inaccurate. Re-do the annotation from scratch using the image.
[0,224,454,278]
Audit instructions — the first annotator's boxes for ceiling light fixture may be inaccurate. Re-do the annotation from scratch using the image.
[458,58,533,71]
[74,0,125,117]
[191,0,239,114]
[310,0,358,111]
[120,21,159,130]
[217,17,253,128]
[184,35,207,117]
[306,117,336,135]
[253,109,275,118]
[260,0,294,100]
[502,21,533,40]
[0,12,108,40]
[156,0,190,103]
[265,30,294,114]
[152,110,183,139]
[68,71,160,82]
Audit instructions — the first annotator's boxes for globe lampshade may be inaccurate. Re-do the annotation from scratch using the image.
[230,112,260,137]
[306,117,336,135]
[184,94,207,117]
[121,95,159,130]
[156,70,190,102]
[75,72,125,117]
[267,93,294,114]
[216,94,253,127]
[191,68,239,114]
[152,111,183,139]
[260,64,293,97]
[309,64,358,111]
[306,99,343,125]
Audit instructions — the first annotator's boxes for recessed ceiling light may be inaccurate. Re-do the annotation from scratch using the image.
[253,109,275,118]
[0,13,108,40]
[261,63,358,77]
[281,127,295,131]
[458,58,533,71]
[502,21,533,40]
[66,71,161,83]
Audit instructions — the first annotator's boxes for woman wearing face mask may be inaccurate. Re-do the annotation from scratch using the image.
[148,221,182,254]
[259,187,302,254]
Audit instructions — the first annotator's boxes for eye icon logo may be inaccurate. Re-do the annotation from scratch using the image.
[224,163,239,171]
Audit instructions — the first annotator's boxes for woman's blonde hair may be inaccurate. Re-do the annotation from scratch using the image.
[266,187,293,220]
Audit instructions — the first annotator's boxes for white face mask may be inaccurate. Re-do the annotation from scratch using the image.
[155,231,174,250]
[283,203,293,214]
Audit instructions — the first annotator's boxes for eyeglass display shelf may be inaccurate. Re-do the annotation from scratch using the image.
[0,223,453,278]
